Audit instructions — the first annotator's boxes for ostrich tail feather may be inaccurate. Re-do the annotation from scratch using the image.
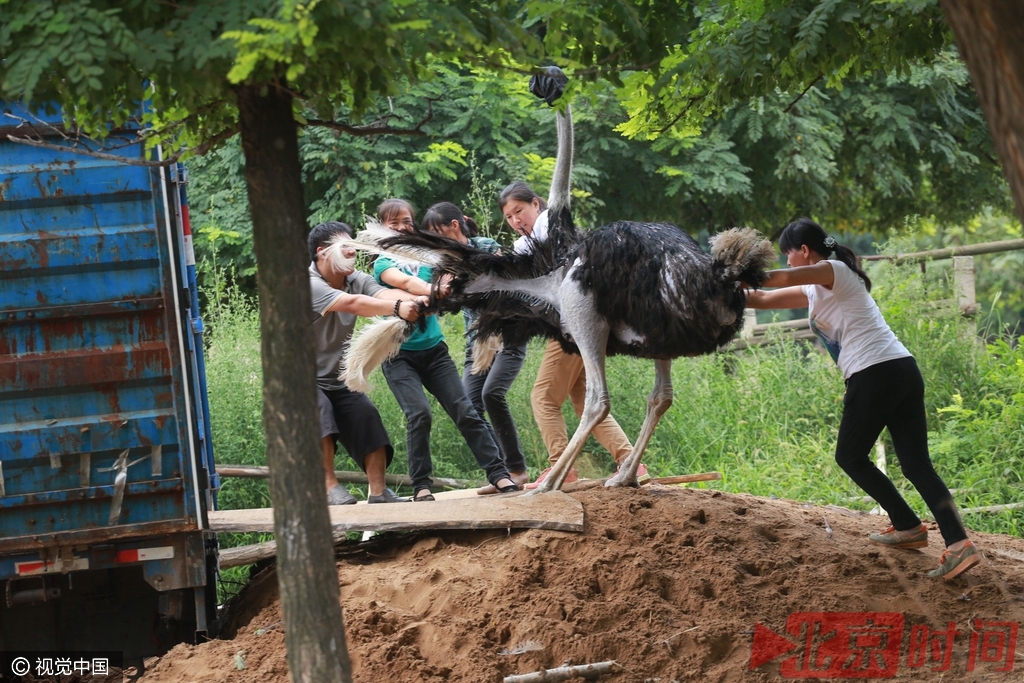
[340,317,411,393]
[321,234,357,273]
[333,218,448,267]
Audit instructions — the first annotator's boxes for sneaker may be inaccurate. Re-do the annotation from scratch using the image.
[367,488,409,503]
[928,541,981,580]
[524,466,578,490]
[868,524,929,549]
[615,462,651,483]
[327,485,357,506]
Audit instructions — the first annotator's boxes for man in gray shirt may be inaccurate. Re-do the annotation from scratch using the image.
[309,221,426,504]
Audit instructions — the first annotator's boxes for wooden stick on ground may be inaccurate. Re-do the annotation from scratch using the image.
[961,502,1024,515]
[562,472,722,493]
[219,531,352,569]
[216,464,475,490]
[646,472,722,486]
[503,661,619,682]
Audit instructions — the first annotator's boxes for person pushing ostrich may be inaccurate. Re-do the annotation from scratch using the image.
[342,67,775,493]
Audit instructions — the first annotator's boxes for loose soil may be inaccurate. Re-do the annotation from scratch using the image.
[140,486,1024,682]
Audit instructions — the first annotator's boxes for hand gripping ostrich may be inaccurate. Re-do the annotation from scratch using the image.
[344,68,775,493]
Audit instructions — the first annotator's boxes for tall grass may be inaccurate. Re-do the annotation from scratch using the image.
[202,287,272,600]
[203,244,1024,599]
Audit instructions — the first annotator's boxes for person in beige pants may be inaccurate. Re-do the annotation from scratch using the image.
[499,181,644,488]
[526,338,642,487]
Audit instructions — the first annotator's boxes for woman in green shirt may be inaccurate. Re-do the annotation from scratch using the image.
[374,199,518,501]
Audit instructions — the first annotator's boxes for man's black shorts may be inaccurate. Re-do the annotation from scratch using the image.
[318,386,393,471]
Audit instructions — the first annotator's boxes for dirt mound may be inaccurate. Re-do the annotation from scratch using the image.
[141,486,1024,682]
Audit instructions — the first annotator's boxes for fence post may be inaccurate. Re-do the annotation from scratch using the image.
[953,255,977,316]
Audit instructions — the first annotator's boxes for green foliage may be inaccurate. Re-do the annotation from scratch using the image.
[1,0,275,149]
[929,210,1024,334]
[621,0,949,138]
[7,0,1010,252]
[927,340,1024,535]
[648,48,1011,233]
[187,142,257,295]
[0,0,544,155]
[186,52,1013,300]
[200,284,272,601]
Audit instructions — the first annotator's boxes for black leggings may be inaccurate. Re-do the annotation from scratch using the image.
[836,356,967,547]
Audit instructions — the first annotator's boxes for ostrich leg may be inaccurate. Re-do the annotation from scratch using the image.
[605,359,673,487]
[527,284,611,495]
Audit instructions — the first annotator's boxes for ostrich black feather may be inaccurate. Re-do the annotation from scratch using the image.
[385,220,771,360]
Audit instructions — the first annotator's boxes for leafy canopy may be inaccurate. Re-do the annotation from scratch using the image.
[616,0,949,140]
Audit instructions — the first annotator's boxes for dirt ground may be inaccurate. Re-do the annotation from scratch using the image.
[140,486,1024,682]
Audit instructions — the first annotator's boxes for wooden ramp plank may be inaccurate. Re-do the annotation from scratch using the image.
[430,487,485,501]
[209,491,583,534]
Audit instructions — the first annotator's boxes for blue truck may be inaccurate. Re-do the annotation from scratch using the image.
[0,101,220,667]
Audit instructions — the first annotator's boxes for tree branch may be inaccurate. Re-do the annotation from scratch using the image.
[5,135,178,166]
[305,97,438,137]
[783,72,825,114]
[655,94,704,135]
[5,125,239,167]
[572,57,662,78]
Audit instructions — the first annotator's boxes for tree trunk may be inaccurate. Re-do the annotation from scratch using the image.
[940,0,1024,224]
[236,82,352,683]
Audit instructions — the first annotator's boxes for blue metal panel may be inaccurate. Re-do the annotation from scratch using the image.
[0,102,204,551]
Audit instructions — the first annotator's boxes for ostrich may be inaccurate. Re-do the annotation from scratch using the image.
[343,68,774,493]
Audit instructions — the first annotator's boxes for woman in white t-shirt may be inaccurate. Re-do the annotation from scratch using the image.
[746,217,978,581]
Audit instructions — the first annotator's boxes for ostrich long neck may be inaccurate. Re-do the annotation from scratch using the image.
[548,105,573,214]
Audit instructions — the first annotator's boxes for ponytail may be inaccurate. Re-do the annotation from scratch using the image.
[423,201,476,239]
[779,217,872,291]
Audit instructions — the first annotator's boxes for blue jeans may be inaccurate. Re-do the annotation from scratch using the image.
[463,342,528,474]
[382,342,509,492]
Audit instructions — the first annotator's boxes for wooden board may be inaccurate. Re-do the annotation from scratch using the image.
[215,464,474,490]
[208,490,584,534]
[430,487,486,501]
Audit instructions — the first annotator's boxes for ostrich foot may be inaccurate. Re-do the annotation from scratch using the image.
[604,471,639,488]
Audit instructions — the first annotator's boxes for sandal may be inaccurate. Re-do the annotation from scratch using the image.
[495,478,521,494]
[414,489,435,502]
[477,471,529,495]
